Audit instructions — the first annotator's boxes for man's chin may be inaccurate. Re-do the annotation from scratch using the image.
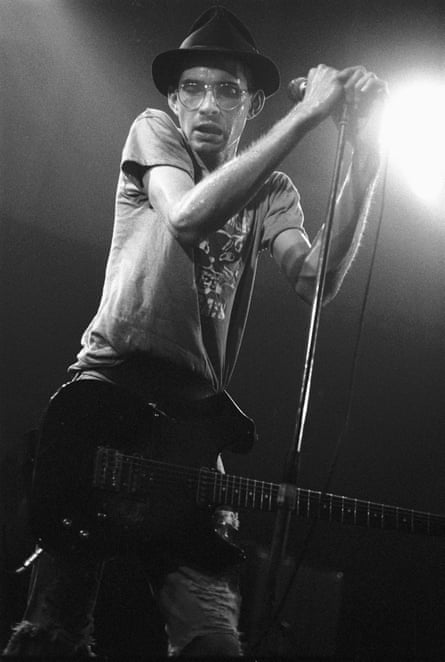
[192,136,224,150]
[192,139,225,161]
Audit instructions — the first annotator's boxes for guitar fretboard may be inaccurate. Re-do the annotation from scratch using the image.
[94,447,445,538]
[196,470,445,536]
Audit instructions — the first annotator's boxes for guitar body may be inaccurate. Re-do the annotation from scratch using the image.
[30,379,254,569]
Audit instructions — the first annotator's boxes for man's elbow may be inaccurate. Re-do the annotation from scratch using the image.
[294,271,343,306]
[167,211,204,247]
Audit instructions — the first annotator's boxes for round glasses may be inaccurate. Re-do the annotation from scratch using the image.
[178,81,249,111]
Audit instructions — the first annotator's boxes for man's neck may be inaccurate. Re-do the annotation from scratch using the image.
[197,141,240,173]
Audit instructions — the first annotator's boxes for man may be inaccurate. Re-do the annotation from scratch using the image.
[4,6,386,658]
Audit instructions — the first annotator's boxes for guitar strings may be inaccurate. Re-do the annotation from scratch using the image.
[96,451,443,532]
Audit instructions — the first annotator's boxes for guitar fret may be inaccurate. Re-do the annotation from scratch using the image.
[411,511,430,535]
[232,477,238,507]
[212,472,217,506]
[232,475,238,506]
[369,503,380,528]
[381,506,393,530]
[214,473,219,503]
[399,510,411,532]
[248,479,254,509]
[93,448,445,545]
[226,475,232,506]
[264,482,272,511]
[246,479,252,509]
[248,479,254,508]
[219,473,224,504]
[387,507,398,531]
[341,499,349,524]
[254,480,260,510]
[316,491,322,519]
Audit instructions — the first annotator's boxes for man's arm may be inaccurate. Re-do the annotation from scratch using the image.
[146,64,386,300]
[146,65,371,244]
[145,100,321,246]
[272,69,387,303]
[273,140,383,303]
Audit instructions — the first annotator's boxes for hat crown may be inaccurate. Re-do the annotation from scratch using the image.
[180,7,259,54]
[151,6,280,97]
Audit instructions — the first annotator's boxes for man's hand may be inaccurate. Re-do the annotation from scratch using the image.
[298,64,346,120]
[335,65,388,153]
[339,65,387,113]
[298,64,388,150]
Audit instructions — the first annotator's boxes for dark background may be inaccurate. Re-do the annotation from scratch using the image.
[2,0,445,657]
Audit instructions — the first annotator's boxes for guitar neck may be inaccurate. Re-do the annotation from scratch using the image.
[197,470,445,537]
[95,448,445,539]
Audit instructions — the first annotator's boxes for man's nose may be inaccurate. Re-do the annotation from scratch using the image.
[199,87,219,112]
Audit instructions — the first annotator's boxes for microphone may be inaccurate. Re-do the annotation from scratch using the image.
[287,77,307,102]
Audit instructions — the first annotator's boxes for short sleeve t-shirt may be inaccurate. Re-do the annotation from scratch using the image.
[70,109,307,392]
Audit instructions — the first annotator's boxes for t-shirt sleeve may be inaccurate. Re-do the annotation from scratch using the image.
[260,171,308,252]
[120,109,195,187]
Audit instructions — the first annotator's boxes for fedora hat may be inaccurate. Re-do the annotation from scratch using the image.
[152,6,280,98]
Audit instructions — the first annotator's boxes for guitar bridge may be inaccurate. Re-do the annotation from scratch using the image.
[94,446,123,491]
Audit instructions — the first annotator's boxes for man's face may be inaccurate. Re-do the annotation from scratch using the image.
[168,61,253,170]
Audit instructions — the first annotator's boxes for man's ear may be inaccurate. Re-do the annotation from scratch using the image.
[247,90,266,120]
[167,90,179,116]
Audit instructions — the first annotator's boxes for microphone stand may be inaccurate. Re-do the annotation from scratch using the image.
[254,101,351,654]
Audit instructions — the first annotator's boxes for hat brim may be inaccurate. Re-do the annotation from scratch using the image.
[152,48,280,98]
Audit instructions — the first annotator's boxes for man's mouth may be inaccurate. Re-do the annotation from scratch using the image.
[194,123,223,137]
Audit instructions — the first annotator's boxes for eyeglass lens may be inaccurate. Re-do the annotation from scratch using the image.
[179,81,247,110]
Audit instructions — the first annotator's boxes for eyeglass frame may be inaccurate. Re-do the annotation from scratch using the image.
[177,79,251,111]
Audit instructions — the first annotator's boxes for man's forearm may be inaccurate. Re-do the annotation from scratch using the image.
[328,144,381,265]
[168,103,323,245]
[296,143,382,302]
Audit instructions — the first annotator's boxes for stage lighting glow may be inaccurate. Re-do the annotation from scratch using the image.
[382,78,445,205]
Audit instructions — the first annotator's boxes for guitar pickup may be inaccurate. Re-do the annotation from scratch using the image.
[94,446,123,492]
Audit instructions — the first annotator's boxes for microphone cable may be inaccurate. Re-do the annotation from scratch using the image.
[250,147,390,656]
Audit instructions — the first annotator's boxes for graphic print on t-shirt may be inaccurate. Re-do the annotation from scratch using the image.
[195,211,251,321]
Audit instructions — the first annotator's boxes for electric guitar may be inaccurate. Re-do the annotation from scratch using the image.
[30,379,445,571]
